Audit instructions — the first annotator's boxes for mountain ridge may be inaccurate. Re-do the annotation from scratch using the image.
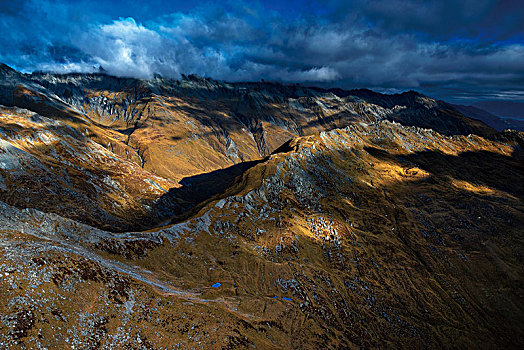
[0,63,501,232]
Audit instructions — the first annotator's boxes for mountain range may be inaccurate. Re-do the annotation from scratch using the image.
[450,103,524,132]
[0,63,522,348]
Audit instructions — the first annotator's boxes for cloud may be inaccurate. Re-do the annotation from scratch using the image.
[0,0,522,102]
[80,18,176,78]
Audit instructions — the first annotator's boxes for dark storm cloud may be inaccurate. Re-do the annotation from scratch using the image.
[329,0,524,41]
[0,0,523,102]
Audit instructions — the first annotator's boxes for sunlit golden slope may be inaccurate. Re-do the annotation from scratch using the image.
[1,121,522,348]
[0,105,179,231]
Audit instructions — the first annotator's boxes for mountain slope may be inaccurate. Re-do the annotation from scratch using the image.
[0,105,180,231]
[473,100,524,120]
[1,120,522,348]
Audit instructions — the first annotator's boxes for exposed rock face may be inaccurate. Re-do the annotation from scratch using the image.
[0,65,522,348]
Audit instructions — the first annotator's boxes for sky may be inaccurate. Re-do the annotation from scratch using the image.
[1,0,523,104]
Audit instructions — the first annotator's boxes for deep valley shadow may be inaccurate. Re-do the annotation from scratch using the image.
[175,158,265,204]
[149,157,267,225]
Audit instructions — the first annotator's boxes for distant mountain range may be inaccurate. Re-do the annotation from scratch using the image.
[473,100,524,120]
[450,103,524,131]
